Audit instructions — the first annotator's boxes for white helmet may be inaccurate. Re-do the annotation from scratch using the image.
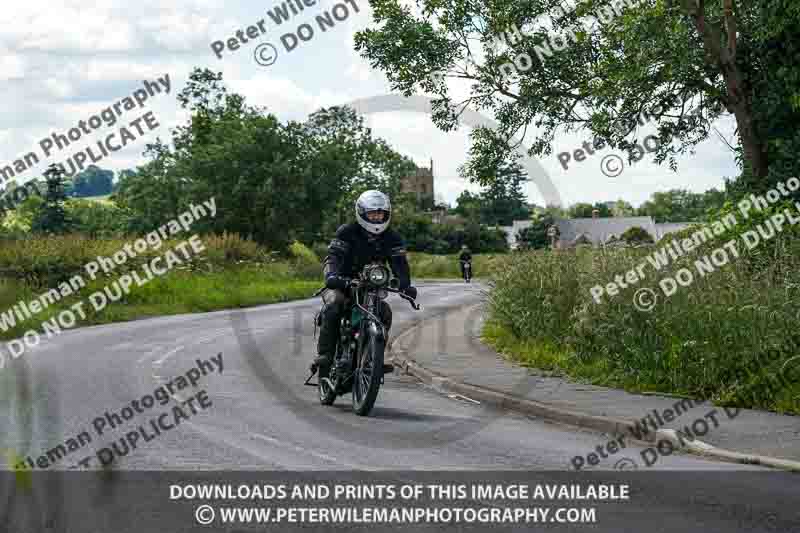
[355,190,391,235]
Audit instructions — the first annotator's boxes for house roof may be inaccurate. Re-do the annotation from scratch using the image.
[654,222,693,240]
[498,216,692,248]
[554,216,657,245]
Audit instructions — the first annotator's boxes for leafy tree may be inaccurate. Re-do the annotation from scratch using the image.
[479,159,531,225]
[636,188,727,222]
[516,212,556,250]
[31,164,72,234]
[353,0,800,197]
[453,190,482,220]
[610,199,635,217]
[453,160,531,225]
[71,165,114,197]
[114,68,420,251]
[568,202,612,218]
[620,225,654,244]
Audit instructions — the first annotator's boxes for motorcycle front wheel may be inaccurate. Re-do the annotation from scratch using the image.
[352,324,384,416]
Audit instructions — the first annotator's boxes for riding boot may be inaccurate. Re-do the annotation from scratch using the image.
[311,290,346,372]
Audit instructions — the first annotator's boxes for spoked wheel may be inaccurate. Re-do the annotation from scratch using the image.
[352,326,385,416]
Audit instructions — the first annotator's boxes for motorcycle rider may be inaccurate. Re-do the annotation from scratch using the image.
[310,190,417,374]
[458,245,472,280]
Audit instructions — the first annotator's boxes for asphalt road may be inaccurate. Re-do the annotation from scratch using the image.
[0,282,798,532]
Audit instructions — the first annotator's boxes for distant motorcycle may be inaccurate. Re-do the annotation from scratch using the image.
[306,262,420,416]
[461,260,472,283]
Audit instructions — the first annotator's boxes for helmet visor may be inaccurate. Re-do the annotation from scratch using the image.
[363,209,389,224]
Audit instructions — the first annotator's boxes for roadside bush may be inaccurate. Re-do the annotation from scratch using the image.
[289,241,319,264]
[0,231,301,287]
[0,234,125,286]
[288,240,323,280]
[64,199,133,237]
[201,232,268,264]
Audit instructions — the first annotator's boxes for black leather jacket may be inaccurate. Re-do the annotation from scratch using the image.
[459,251,472,263]
[324,223,411,289]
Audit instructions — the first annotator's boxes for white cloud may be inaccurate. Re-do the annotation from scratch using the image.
[13,8,138,53]
[42,77,74,99]
[0,53,26,80]
[84,59,181,83]
[139,11,214,51]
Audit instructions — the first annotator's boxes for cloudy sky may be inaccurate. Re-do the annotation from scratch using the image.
[0,0,741,208]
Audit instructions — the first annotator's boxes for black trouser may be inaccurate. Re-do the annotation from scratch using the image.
[316,289,393,358]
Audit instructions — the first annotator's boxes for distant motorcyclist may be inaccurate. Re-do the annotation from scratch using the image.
[310,190,417,374]
[458,245,472,281]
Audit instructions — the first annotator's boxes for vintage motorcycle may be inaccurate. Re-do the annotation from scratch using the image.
[461,260,472,283]
[306,262,421,416]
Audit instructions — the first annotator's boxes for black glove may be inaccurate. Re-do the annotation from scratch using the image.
[402,286,418,300]
[325,275,349,291]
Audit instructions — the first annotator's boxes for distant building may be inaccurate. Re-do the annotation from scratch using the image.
[400,159,434,203]
[652,222,693,241]
[500,219,538,249]
[499,211,691,249]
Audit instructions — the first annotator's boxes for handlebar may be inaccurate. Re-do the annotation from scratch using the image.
[313,281,421,311]
[386,287,422,311]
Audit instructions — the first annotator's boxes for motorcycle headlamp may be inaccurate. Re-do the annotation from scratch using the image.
[367,265,390,286]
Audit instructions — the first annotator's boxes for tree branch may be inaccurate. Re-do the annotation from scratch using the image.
[723,0,737,59]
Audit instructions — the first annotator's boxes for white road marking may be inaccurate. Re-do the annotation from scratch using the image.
[448,394,481,405]
[252,433,361,468]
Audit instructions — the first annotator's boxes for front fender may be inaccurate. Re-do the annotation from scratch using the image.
[366,319,385,341]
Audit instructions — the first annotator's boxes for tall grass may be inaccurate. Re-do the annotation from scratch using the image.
[0,233,323,341]
[486,215,800,414]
